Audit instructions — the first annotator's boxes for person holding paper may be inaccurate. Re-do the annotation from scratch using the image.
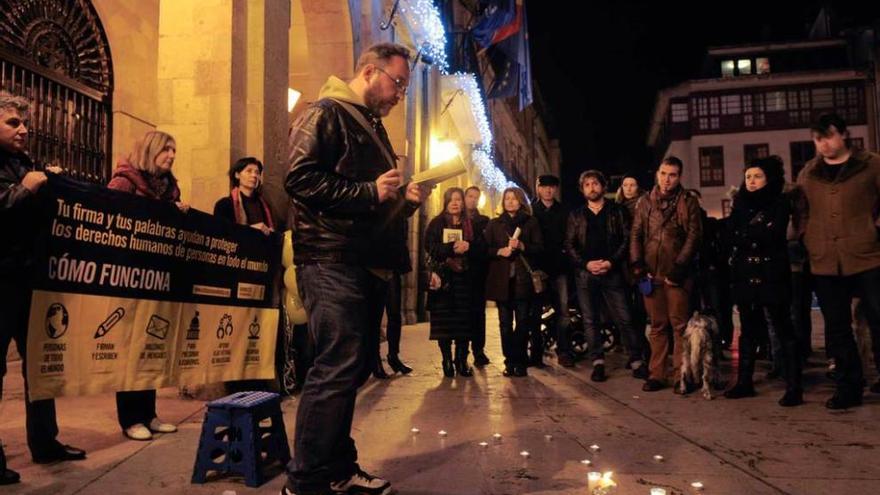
[0,91,85,481]
[425,187,485,377]
[484,187,544,378]
[107,131,183,441]
[465,186,491,367]
[283,42,431,495]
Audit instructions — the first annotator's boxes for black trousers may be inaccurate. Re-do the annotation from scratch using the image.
[814,267,880,394]
[384,273,403,357]
[0,281,60,457]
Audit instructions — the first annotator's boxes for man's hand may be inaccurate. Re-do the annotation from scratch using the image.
[586,260,604,274]
[375,169,402,203]
[405,181,432,204]
[453,240,470,254]
[45,165,64,175]
[21,171,48,192]
[429,272,442,290]
[497,246,513,258]
[251,222,272,235]
[508,239,523,251]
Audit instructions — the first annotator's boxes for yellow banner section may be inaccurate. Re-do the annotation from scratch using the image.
[27,290,278,401]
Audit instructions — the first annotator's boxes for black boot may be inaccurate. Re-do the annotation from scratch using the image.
[440,341,455,378]
[726,327,757,399]
[372,359,390,379]
[387,354,413,374]
[455,342,473,377]
[0,444,21,486]
[778,388,804,407]
[780,337,803,407]
[724,382,757,399]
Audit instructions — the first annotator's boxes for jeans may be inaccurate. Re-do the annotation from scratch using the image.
[497,299,533,369]
[542,273,571,356]
[286,264,387,491]
[574,269,644,365]
[813,266,880,394]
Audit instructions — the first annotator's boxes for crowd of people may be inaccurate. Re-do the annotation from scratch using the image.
[3,39,880,495]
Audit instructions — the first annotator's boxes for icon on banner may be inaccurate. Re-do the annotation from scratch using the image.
[94,307,125,339]
[46,303,69,339]
[186,311,201,340]
[145,315,170,340]
[216,314,233,339]
[248,317,260,340]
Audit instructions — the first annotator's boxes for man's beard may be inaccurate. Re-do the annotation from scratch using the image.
[364,88,392,116]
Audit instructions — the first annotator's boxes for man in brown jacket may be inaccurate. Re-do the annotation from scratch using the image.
[630,156,703,392]
[797,113,880,409]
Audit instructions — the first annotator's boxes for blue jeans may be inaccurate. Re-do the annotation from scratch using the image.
[497,299,533,368]
[286,264,387,491]
[544,273,572,356]
[574,269,643,365]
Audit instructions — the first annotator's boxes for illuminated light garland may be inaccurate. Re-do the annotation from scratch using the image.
[399,0,449,74]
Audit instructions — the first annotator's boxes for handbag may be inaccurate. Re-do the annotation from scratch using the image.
[519,255,548,295]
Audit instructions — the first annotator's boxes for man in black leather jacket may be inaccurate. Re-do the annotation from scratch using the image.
[282,43,431,495]
[564,170,647,382]
[0,92,86,485]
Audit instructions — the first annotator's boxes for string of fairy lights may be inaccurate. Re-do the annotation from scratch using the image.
[401,0,516,193]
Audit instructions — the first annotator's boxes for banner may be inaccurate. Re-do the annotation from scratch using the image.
[26,175,281,401]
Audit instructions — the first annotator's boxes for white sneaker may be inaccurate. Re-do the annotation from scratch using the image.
[148,418,178,433]
[330,468,391,494]
[124,424,152,441]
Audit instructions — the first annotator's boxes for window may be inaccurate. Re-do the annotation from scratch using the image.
[671,103,689,123]
[790,141,816,181]
[766,91,786,111]
[721,95,741,115]
[721,199,732,217]
[787,89,811,125]
[744,144,770,165]
[812,87,833,108]
[699,147,725,187]
[693,96,720,130]
[721,60,735,77]
[756,57,770,74]
[737,59,752,75]
[743,93,766,127]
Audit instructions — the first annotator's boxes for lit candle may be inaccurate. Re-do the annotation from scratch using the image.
[587,472,602,492]
[653,454,664,462]
[691,481,704,491]
[520,451,530,458]
[600,471,617,488]
[590,444,601,452]
[544,434,553,441]
[478,441,489,448]
[493,433,502,440]
[410,427,420,434]
[438,430,448,437]
[650,489,667,495]
[580,459,592,466]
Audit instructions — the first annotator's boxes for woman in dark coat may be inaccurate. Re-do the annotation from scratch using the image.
[725,156,803,407]
[484,187,544,377]
[213,156,274,234]
[425,187,484,377]
[107,130,185,440]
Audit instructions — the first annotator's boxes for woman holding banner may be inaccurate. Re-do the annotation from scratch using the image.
[107,130,184,441]
[484,187,544,378]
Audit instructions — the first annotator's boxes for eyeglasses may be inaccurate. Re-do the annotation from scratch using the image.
[375,66,409,95]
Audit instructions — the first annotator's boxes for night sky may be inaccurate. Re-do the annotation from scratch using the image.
[528,1,880,207]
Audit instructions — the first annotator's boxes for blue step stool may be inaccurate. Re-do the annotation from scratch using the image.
[191,391,291,487]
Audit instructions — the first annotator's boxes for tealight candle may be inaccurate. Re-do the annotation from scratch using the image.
[438,430,448,437]
[580,459,592,466]
[653,454,664,462]
[478,441,489,448]
[493,433,502,440]
[691,481,704,491]
[410,428,420,434]
[520,450,530,458]
[650,489,667,495]
[587,472,602,492]
[590,444,601,452]
[544,434,553,441]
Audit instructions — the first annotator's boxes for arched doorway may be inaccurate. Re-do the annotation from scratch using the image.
[0,0,113,183]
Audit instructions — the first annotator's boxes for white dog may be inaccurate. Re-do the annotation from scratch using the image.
[680,311,722,399]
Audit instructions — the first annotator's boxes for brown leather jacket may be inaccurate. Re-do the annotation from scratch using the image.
[629,185,703,284]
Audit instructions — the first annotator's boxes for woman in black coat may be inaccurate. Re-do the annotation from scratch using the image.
[426,187,484,377]
[213,156,275,233]
[484,187,544,377]
[725,156,803,407]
